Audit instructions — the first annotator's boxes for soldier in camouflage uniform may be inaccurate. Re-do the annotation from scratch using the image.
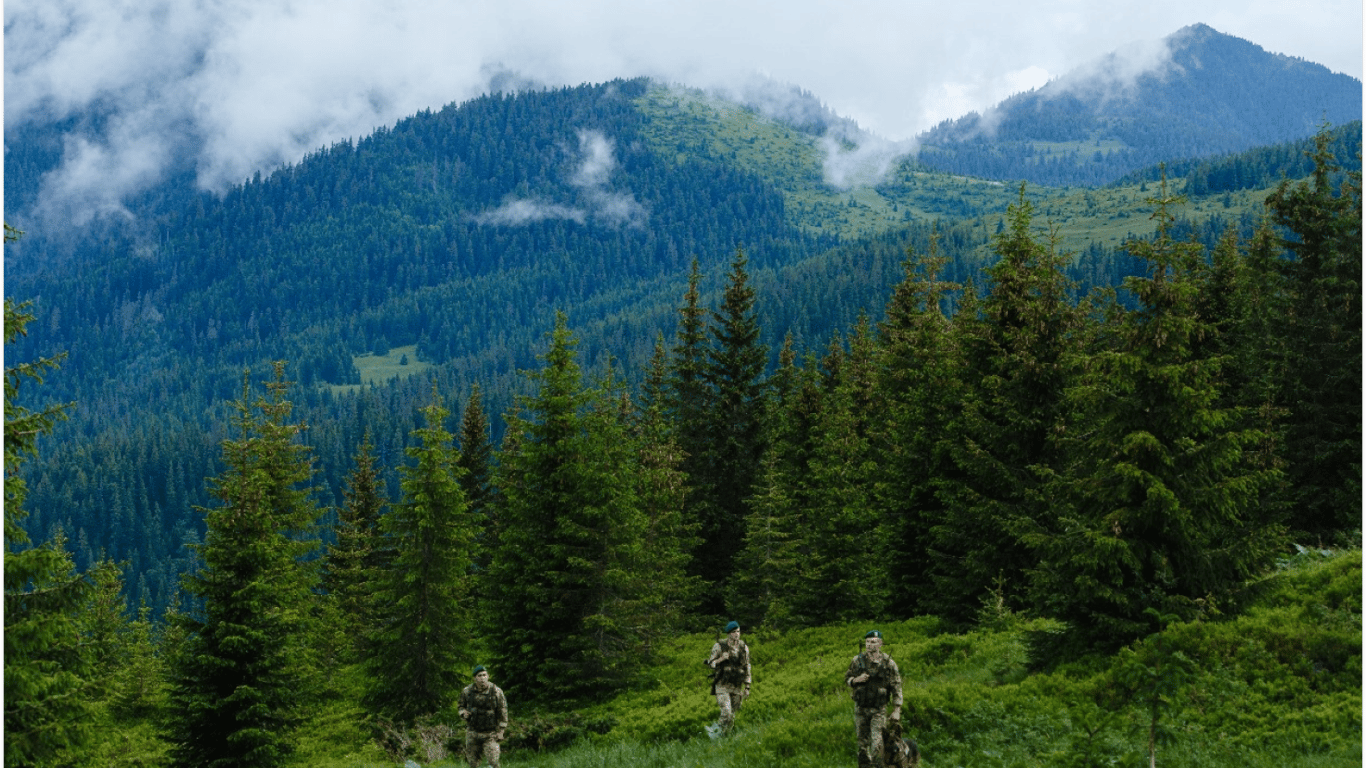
[705,620,751,733]
[457,665,507,768]
[845,630,903,768]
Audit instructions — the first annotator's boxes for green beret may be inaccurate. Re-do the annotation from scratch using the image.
[725,621,740,633]
[865,630,882,639]
[472,665,486,677]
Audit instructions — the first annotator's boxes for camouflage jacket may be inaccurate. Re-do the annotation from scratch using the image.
[458,682,508,734]
[707,639,752,688]
[845,652,902,710]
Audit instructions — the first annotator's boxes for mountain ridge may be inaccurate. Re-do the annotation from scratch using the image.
[915,23,1362,186]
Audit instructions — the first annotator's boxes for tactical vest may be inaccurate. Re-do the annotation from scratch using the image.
[851,653,893,708]
[714,642,749,687]
[465,685,500,732]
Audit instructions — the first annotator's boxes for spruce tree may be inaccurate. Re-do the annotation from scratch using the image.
[325,434,389,657]
[1264,130,1362,536]
[1026,185,1284,655]
[5,287,93,768]
[665,260,715,594]
[875,237,964,616]
[632,343,703,644]
[457,384,497,578]
[167,363,322,768]
[933,190,1083,623]
[796,316,889,623]
[727,336,814,628]
[697,246,769,611]
[487,313,658,700]
[364,397,477,723]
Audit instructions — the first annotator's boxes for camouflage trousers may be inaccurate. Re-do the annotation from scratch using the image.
[853,706,888,768]
[464,730,501,768]
[714,683,746,732]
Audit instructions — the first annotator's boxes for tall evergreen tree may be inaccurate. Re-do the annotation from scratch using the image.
[727,336,815,628]
[696,246,769,612]
[325,434,389,657]
[875,237,964,617]
[631,342,703,643]
[1263,129,1362,536]
[795,316,889,623]
[5,277,93,768]
[364,397,477,723]
[1026,186,1285,656]
[665,259,715,596]
[457,384,497,577]
[487,313,656,700]
[932,190,1084,623]
[167,363,322,768]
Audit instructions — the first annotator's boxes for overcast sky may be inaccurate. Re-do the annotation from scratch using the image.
[4,0,1362,222]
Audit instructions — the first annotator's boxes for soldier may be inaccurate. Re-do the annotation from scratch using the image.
[845,630,903,768]
[705,620,751,734]
[457,665,507,768]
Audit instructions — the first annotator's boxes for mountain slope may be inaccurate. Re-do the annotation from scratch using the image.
[917,24,1362,186]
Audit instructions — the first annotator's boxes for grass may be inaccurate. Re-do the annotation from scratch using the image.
[325,345,430,395]
[636,82,1281,251]
[299,548,1360,766]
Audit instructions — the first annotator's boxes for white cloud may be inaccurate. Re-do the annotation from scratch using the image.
[472,128,645,227]
[5,0,1360,228]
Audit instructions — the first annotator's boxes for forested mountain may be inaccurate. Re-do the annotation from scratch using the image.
[5,20,1362,766]
[2,30,1359,624]
[917,24,1362,186]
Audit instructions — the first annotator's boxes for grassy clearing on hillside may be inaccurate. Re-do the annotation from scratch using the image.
[636,83,1281,250]
[326,345,430,395]
[298,548,1360,767]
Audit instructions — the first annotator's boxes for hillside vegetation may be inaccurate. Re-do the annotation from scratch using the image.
[4,34,1361,768]
[288,548,1361,767]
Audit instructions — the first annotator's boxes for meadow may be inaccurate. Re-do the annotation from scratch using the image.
[301,546,1360,768]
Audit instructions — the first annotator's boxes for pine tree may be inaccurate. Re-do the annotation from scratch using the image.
[457,384,496,577]
[364,397,477,722]
[487,313,657,700]
[325,434,389,657]
[875,236,964,616]
[727,336,813,628]
[665,260,715,594]
[1264,129,1362,536]
[933,189,1083,623]
[5,284,93,768]
[696,246,769,611]
[167,363,322,768]
[630,348,702,648]
[796,316,888,623]
[1026,185,1284,656]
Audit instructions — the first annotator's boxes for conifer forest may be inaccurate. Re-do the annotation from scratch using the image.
[4,36,1362,767]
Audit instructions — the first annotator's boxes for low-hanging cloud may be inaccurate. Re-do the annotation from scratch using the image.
[472,129,645,227]
[6,0,1360,231]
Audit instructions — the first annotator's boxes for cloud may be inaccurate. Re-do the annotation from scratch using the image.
[472,129,645,227]
[5,0,1360,230]
[471,199,587,226]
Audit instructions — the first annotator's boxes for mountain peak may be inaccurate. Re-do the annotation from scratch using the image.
[914,24,1361,186]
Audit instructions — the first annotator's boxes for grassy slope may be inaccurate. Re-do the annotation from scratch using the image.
[635,82,1277,262]
[298,549,1360,767]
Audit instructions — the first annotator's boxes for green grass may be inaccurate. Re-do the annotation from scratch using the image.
[636,82,1282,251]
[326,345,430,395]
[295,548,1359,767]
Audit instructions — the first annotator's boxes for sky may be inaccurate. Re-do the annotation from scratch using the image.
[4,0,1362,224]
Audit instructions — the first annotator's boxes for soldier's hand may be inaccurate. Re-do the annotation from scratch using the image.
[459,709,470,720]
[496,730,505,742]
[851,673,870,684]
[890,707,902,722]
